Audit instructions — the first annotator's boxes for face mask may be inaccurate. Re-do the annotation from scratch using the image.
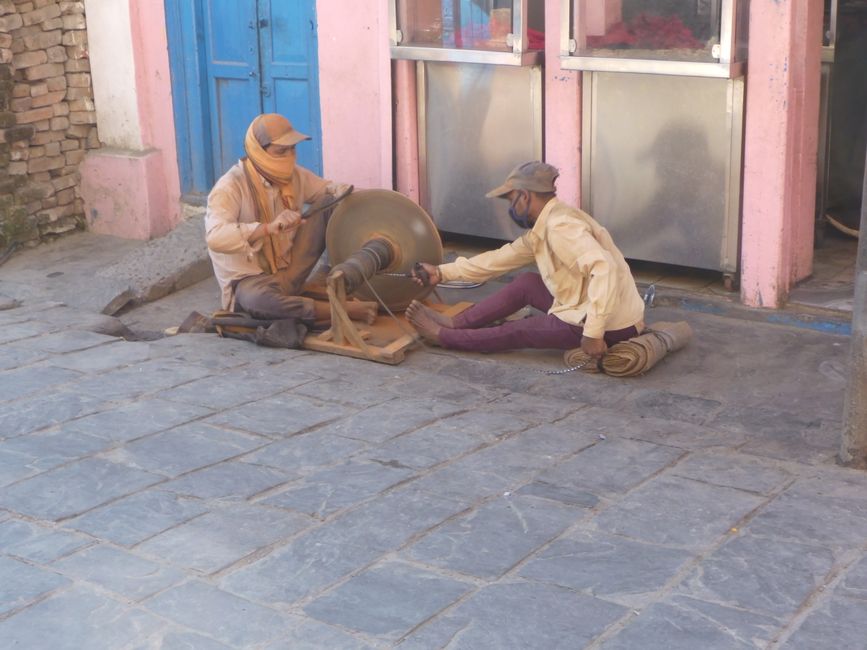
[508,193,532,229]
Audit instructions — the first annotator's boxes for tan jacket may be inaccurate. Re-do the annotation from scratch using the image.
[438,198,645,339]
[204,161,330,309]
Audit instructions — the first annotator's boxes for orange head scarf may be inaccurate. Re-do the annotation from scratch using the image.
[242,114,308,272]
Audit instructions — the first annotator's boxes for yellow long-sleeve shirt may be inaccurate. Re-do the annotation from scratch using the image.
[438,198,645,339]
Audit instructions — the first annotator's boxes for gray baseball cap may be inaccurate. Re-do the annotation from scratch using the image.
[485,161,560,198]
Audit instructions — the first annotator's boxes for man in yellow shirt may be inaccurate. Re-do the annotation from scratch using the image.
[407,161,645,358]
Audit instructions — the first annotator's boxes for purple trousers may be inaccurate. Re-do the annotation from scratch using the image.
[438,272,638,353]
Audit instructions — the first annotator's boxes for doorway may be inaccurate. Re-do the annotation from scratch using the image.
[165,0,323,200]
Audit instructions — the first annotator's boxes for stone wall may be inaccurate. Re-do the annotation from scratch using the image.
[0,0,97,249]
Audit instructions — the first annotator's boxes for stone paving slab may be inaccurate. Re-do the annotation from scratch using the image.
[0,585,163,650]
[45,340,153,373]
[598,595,781,650]
[265,616,382,649]
[401,581,628,649]
[222,488,469,607]
[243,430,369,474]
[782,593,867,649]
[0,390,106,439]
[0,364,82,402]
[156,364,320,410]
[304,560,472,640]
[65,489,208,547]
[0,518,92,563]
[262,460,414,517]
[0,458,164,521]
[52,544,185,601]
[135,504,312,575]
[518,529,694,608]
[0,555,69,616]
[163,460,290,500]
[105,421,265,477]
[535,436,685,496]
[144,580,295,647]
[62,397,214,443]
[404,494,584,579]
[71,359,215,401]
[592,474,766,549]
[205,393,354,438]
[675,533,836,618]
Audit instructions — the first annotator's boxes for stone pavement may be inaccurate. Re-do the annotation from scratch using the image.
[0,276,866,648]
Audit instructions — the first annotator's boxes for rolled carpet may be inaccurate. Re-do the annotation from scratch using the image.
[563,321,693,377]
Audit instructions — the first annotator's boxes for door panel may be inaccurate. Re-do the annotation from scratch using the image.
[202,0,261,177]
[167,0,323,193]
[258,0,322,173]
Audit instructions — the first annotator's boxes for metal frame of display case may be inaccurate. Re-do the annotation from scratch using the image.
[823,0,838,63]
[389,0,542,65]
[559,0,746,78]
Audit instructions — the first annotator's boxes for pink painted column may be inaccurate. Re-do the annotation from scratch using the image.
[80,0,181,240]
[544,0,581,207]
[316,0,392,190]
[393,60,420,202]
[740,0,822,307]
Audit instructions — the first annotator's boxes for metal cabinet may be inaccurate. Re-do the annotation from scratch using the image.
[560,0,749,274]
[389,1,544,240]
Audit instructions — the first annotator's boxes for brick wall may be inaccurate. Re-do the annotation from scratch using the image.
[0,0,97,249]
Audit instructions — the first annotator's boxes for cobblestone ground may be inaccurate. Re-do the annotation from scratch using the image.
[0,301,865,649]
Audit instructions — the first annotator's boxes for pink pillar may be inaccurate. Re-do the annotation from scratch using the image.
[316,0,392,190]
[80,0,181,240]
[740,0,822,307]
[393,60,420,201]
[545,0,581,207]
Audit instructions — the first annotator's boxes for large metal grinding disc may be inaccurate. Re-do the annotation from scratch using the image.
[326,189,443,311]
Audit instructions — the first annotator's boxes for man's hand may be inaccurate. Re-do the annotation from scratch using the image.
[270,209,303,234]
[411,262,441,287]
[580,335,607,359]
[325,182,352,198]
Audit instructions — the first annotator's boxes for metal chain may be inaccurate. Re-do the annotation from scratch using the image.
[540,356,601,375]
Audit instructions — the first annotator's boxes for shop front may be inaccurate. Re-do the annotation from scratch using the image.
[384,0,824,308]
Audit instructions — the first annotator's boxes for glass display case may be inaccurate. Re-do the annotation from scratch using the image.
[390,0,543,65]
[560,0,749,77]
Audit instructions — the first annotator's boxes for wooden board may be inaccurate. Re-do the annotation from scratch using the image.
[302,301,472,365]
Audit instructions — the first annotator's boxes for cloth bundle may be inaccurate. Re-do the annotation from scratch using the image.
[564,321,693,377]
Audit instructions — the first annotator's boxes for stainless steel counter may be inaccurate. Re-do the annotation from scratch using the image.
[418,60,543,240]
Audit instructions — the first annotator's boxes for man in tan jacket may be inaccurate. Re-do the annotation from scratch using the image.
[205,113,374,326]
[407,161,645,358]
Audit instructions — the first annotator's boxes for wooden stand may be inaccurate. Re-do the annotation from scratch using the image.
[301,269,469,365]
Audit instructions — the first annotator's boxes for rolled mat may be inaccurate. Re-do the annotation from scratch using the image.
[563,321,693,377]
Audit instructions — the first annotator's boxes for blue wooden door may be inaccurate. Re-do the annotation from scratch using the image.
[201,0,261,178]
[258,0,322,173]
[165,0,323,198]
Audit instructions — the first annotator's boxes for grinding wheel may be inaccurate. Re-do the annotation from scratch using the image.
[326,189,443,311]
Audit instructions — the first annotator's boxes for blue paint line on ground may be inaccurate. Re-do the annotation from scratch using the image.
[663,297,852,336]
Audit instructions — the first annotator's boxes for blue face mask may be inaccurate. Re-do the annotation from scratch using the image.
[508,193,532,229]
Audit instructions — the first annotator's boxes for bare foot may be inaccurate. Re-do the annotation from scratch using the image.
[405,300,445,343]
[405,300,454,328]
[346,300,378,325]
